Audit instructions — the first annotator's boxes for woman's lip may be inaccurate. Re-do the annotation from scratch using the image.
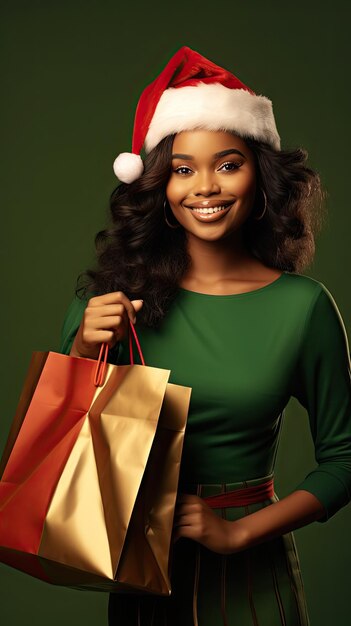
[187,202,234,222]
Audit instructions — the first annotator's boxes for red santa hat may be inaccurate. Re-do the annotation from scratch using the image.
[113,46,280,184]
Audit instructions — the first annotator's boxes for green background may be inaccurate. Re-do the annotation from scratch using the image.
[1,1,350,624]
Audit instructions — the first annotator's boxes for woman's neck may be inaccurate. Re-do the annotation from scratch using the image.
[182,231,260,285]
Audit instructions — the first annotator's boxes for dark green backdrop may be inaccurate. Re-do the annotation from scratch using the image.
[1,1,350,624]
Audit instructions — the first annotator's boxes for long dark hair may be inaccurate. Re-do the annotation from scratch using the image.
[76,132,326,328]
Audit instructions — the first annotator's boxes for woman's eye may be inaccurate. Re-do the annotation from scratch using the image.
[219,161,241,172]
[173,166,192,175]
[173,162,241,175]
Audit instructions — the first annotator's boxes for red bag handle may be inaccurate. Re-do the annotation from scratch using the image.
[93,320,145,386]
[128,319,145,366]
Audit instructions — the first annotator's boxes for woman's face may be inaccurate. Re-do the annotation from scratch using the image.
[165,129,257,241]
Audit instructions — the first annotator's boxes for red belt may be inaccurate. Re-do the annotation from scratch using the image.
[202,478,274,509]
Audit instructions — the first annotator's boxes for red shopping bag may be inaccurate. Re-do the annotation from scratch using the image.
[0,322,191,594]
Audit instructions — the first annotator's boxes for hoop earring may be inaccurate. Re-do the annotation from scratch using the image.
[254,188,268,220]
[163,199,181,229]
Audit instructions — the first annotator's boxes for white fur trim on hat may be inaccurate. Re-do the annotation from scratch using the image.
[113,152,144,183]
[144,82,280,152]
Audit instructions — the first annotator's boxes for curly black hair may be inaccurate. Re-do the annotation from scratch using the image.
[75,132,326,329]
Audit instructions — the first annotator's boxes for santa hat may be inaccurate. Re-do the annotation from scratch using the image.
[113,46,280,184]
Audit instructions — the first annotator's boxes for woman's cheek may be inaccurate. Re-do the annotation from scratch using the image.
[166,178,189,204]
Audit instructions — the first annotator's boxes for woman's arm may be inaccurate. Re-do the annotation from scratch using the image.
[230,489,326,551]
[173,488,326,554]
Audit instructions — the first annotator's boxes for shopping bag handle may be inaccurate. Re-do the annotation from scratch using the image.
[128,319,146,366]
[94,319,145,386]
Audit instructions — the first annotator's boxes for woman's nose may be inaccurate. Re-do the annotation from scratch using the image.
[194,170,221,195]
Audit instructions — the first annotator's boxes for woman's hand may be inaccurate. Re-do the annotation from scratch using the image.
[172,493,248,555]
[70,291,144,359]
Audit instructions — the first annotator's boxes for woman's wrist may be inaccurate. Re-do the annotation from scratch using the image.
[69,338,93,358]
[227,519,251,553]
[69,344,83,357]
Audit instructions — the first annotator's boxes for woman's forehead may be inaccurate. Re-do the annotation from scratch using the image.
[171,129,251,157]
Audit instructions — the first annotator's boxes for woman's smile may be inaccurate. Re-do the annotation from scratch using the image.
[186,202,235,221]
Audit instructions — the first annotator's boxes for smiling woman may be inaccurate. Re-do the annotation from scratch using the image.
[57,46,351,626]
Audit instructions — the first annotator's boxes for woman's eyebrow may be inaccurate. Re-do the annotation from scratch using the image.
[171,148,246,160]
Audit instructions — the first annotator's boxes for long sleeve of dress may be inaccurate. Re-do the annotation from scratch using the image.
[290,283,351,523]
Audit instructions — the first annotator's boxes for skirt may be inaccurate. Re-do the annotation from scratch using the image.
[108,473,310,626]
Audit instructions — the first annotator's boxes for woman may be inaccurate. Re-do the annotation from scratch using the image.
[59,47,351,625]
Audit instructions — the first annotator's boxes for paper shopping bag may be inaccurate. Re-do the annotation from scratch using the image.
[0,322,192,595]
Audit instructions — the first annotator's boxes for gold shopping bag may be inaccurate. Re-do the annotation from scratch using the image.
[0,321,192,595]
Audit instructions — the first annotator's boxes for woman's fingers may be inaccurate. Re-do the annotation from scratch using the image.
[70,291,144,359]
[88,292,142,324]
[85,314,124,330]
[84,304,125,317]
[81,324,123,345]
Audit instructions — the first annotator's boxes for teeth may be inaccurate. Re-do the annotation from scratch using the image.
[193,205,230,214]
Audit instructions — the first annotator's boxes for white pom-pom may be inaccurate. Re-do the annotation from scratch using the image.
[113,152,144,183]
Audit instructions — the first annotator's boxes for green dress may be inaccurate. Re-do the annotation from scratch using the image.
[59,271,351,626]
